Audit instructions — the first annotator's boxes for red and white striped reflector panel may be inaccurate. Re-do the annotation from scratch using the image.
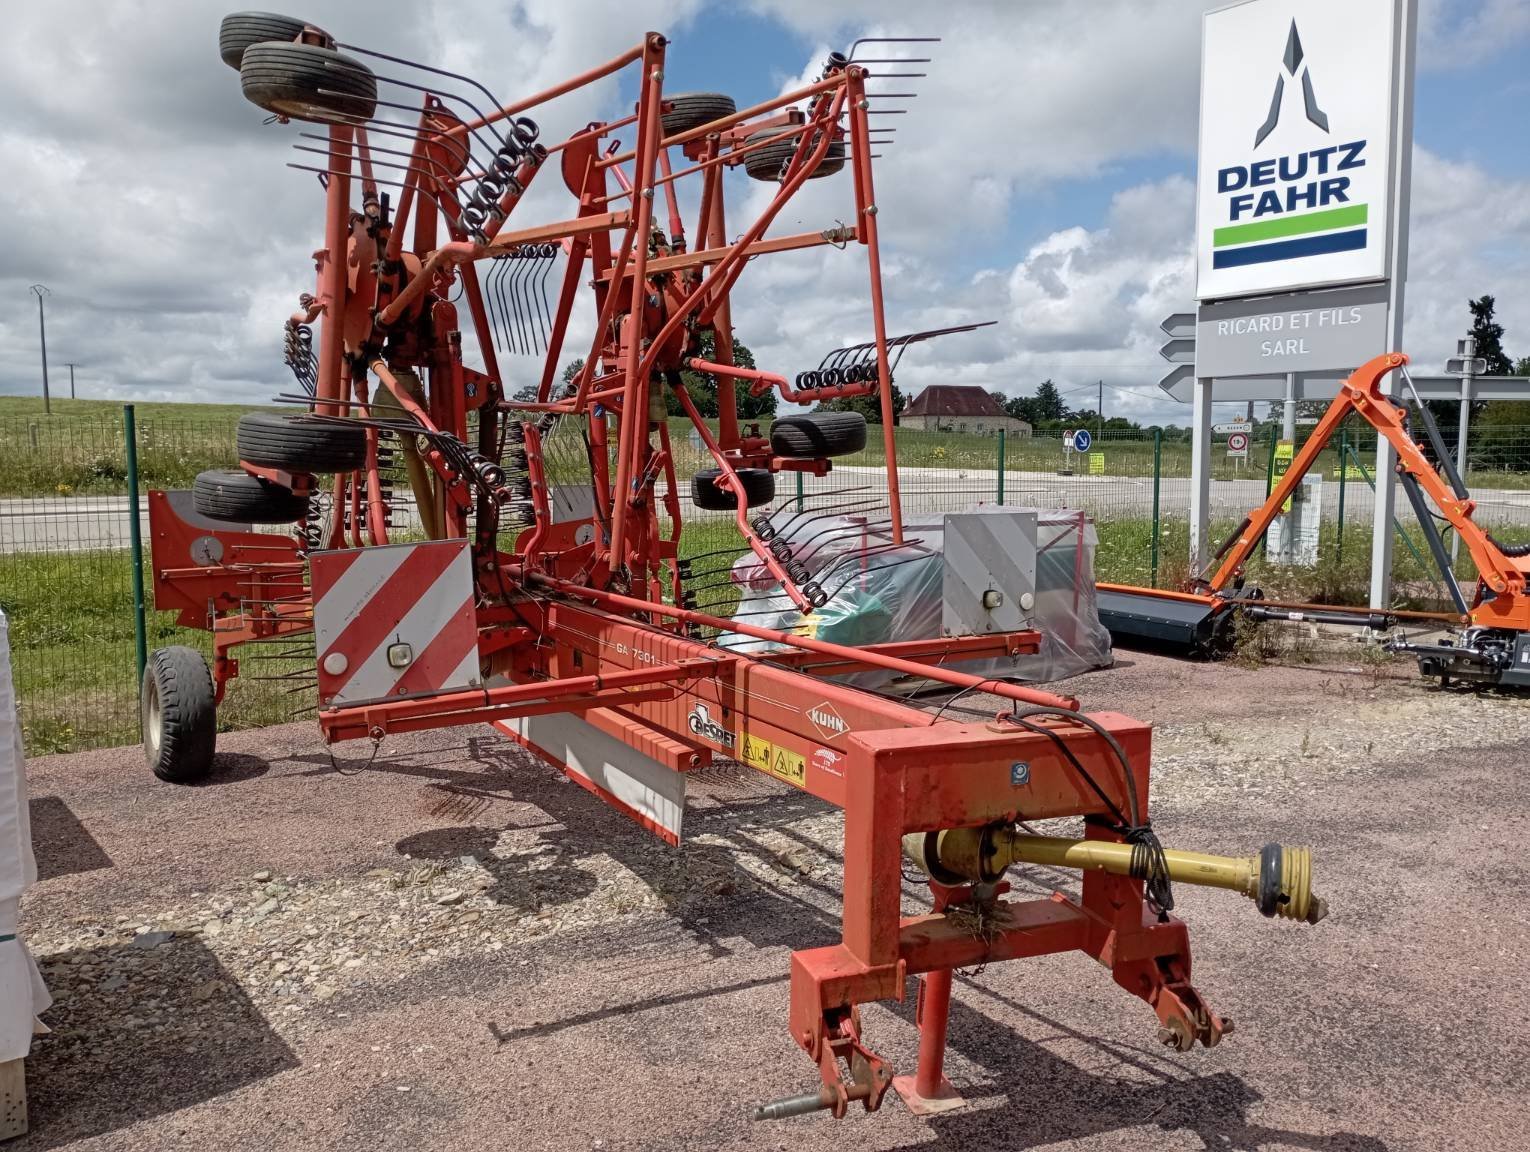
[310,540,479,706]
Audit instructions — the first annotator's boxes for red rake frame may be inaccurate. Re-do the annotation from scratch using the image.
[148,25,1245,1118]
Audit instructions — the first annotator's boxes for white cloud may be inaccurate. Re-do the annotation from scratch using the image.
[0,0,1525,426]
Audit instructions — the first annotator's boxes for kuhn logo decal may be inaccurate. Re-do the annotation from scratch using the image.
[687,703,735,750]
[807,702,849,742]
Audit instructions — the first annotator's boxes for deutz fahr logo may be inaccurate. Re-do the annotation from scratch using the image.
[807,701,850,742]
[1213,21,1368,272]
[687,703,735,750]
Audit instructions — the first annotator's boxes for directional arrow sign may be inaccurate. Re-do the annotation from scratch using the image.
[1160,312,1195,340]
[1445,356,1488,376]
[1158,364,1194,399]
[1212,421,1252,434]
[1159,337,1196,363]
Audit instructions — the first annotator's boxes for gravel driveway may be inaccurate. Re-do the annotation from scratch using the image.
[14,648,1530,1150]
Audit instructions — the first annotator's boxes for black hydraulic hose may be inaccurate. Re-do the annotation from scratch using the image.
[1398,471,1469,615]
[1408,396,1471,501]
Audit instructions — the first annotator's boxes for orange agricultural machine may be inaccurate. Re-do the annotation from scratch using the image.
[141,13,1328,1119]
[1099,352,1530,687]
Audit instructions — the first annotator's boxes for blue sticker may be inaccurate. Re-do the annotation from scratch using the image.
[1010,762,1030,787]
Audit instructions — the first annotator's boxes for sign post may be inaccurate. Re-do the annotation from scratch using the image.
[1186,0,1413,595]
[1368,0,1417,612]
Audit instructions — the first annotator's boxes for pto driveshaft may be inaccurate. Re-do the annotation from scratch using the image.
[904,826,1328,925]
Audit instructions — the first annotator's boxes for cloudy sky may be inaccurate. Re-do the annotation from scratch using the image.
[0,0,1526,425]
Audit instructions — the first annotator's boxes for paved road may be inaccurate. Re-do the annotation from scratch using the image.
[6,466,1530,552]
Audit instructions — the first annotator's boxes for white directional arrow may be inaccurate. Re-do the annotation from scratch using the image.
[1158,364,1194,400]
[1160,312,1195,339]
[1159,337,1196,364]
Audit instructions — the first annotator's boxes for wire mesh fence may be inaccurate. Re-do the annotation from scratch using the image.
[4,407,1530,756]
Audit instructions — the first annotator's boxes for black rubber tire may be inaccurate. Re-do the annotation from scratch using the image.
[240,42,377,123]
[218,11,312,70]
[691,467,775,511]
[769,411,868,458]
[238,413,367,473]
[142,646,216,784]
[662,92,737,136]
[193,469,310,523]
[742,128,845,181]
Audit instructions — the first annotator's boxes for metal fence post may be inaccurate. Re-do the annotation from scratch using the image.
[1336,426,1348,562]
[795,470,803,505]
[996,429,1006,504]
[125,405,148,683]
[1150,428,1162,588]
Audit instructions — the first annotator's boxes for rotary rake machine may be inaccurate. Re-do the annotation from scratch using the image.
[140,13,1330,1120]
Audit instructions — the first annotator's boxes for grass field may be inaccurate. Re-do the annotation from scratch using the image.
[0,392,1512,755]
[2,501,1466,756]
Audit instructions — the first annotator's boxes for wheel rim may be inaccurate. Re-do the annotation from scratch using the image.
[143,674,162,758]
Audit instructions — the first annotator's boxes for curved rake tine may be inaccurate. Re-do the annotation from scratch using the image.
[515,253,538,355]
[532,248,556,352]
[786,519,903,569]
[755,495,886,542]
[488,258,509,355]
[807,548,942,609]
[337,42,519,153]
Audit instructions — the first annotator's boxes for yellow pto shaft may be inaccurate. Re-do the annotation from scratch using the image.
[903,826,1327,925]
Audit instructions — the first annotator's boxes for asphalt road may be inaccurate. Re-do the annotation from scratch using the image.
[5,467,1528,553]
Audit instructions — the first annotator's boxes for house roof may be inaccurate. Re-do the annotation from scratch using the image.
[903,385,1010,419]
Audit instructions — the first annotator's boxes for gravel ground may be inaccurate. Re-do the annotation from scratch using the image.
[14,642,1530,1151]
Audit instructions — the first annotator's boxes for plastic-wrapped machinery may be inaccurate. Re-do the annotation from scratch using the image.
[724,507,1113,686]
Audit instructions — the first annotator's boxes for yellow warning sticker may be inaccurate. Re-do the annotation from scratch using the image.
[770,746,806,787]
[741,731,773,772]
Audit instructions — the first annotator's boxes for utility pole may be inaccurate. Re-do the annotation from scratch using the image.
[1097,379,1103,436]
[29,284,51,415]
[65,362,78,400]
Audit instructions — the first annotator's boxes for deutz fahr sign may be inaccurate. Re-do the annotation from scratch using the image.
[1195,0,1397,302]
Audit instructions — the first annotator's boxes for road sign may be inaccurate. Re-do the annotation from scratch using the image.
[1159,364,1194,396]
[1160,312,1196,340]
[1273,440,1295,478]
[1195,282,1390,378]
[1070,428,1092,453]
[1227,431,1250,457]
[1159,337,1196,364]
[1212,421,1252,434]
[1445,355,1487,376]
[1162,370,1530,405]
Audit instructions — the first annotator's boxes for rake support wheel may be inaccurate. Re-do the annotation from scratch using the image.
[691,467,775,511]
[240,42,377,124]
[662,93,738,136]
[193,469,310,524]
[742,128,846,182]
[142,646,217,784]
[218,12,314,70]
[237,413,367,473]
[769,411,868,459]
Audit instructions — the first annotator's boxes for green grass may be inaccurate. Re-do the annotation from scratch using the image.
[1,549,314,755]
[0,400,258,497]
[0,507,1486,757]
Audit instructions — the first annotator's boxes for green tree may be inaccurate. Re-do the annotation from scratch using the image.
[1470,295,1515,376]
[813,379,908,425]
[1031,379,1066,423]
[1003,395,1035,423]
[670,331,776,420]
[1469,299,1527,468]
